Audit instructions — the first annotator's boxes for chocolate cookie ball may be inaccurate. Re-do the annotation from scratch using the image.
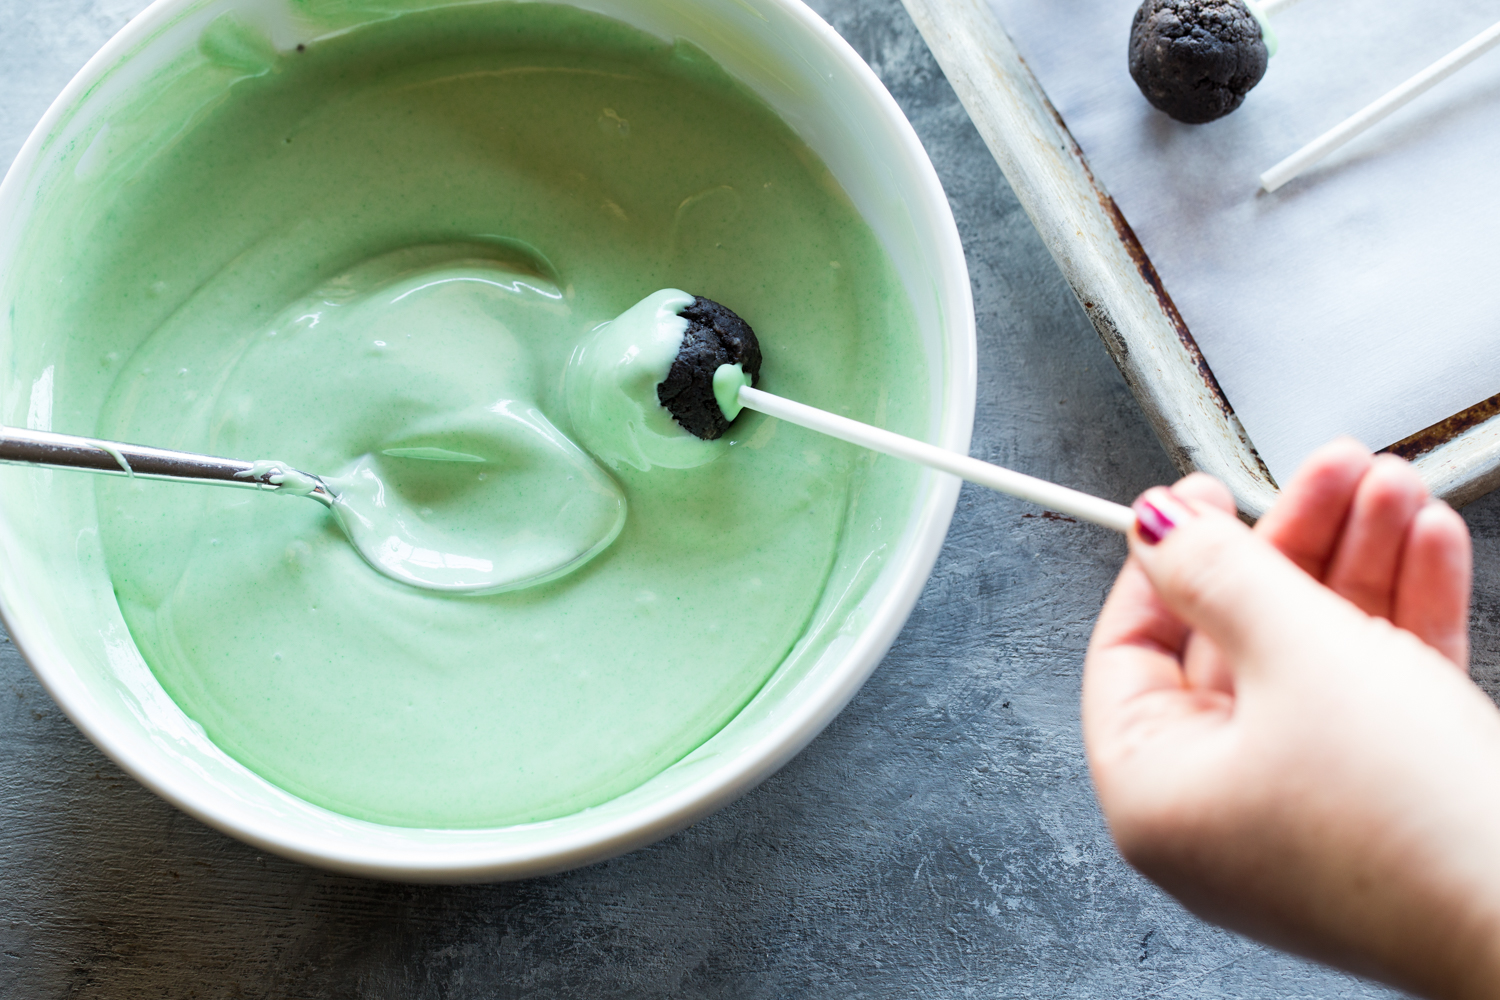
[1129,0,1269,124]
[657,296,762,440]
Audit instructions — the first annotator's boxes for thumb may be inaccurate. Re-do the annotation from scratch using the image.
[1130,487,1358,673]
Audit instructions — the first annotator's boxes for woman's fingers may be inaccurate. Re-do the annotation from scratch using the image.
[1082,552,1238,779]
[1255,437,1371,581]
[1170,474,1238,695]
[1088,452,1472,787]
[1128,488,1358,675]
[1323,456,1429,619]
[1256,444,1471,666]
[1173,471,1237,515]
[1393,501,1473,670]
[1084,482,1221,746]
[1085,556,1191,711]
[1084,472,1244,748]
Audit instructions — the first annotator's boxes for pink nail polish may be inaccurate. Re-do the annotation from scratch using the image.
[1132,490,1193,545]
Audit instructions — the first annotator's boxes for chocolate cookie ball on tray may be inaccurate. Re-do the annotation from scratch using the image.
[1129,0,1270,123]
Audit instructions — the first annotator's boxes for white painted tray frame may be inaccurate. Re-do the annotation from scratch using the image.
[902,0,1500,516]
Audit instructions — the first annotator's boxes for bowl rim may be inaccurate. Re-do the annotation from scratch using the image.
[0,0,977,881]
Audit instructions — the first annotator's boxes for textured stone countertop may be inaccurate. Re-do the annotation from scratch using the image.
[3,2,1495,997]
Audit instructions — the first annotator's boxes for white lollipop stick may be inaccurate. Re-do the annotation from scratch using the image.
[1261,18,1500,192]
[736,385,1136,533]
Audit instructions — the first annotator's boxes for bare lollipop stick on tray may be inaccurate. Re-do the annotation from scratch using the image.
[655,295,1137,534]
[1261,18,1500,192]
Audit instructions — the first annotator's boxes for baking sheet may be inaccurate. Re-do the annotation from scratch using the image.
[988,0,1500,482]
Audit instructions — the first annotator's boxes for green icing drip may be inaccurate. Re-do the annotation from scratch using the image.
[14,2,929,828]
[93,442,135,477]
[236,459,321,497]
[713,362,751,423]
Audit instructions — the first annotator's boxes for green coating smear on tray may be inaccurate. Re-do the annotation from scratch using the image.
[13,2,927,828]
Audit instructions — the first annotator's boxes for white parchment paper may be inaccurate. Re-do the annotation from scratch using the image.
[988,0,1500,481]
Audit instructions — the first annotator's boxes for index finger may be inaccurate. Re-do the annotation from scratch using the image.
[1087,472,1238,713]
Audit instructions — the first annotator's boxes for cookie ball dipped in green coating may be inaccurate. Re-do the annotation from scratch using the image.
[657,296,762,439]
[563,291,760,472]
[1129,0,1270,124]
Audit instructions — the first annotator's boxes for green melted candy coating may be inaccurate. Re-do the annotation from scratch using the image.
[714,362,753,423]
[21,2,928,827]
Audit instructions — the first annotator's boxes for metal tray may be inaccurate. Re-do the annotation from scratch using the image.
[901,0,1500,516]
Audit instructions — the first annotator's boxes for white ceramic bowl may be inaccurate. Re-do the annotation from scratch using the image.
[0,0,975,881]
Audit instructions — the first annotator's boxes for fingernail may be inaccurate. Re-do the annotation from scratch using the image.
[1133,488,1195,545]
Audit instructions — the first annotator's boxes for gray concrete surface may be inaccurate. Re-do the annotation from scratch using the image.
[6,1,1495,996]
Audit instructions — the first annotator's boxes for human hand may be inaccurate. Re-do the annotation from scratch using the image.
[1084,439,1500,999]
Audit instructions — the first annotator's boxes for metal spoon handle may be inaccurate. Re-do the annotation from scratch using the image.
[0,426,334,507]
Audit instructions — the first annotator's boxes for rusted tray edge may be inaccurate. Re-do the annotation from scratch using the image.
[900,0,1500,516]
